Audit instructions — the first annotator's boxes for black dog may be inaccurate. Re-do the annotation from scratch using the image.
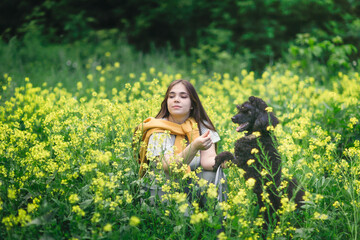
[214,96,304,229]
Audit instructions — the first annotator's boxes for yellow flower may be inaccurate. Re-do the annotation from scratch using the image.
[8,188,17,200]
[266,125,275,131]
[87,74,93,81]
[149,67,156,74]
[161,184,171,193]
[265,107,273,112]
[114,62,120,68]
[129,216,140,227]
[333,201,340,208]
[69,194,80,204]
[350,117,359,125]
[198,178,208,187]
[246,178,256,189]
[91,212,101,223]
[179,203,188,213]
[348,117,359,128]
[247,159,255,165]
[207,184,218,198]
[251,148,259,154]
[315,194,324,202]
[103,223,112,232]
[314,212,328,220]
[17,209,31,227]
[72,205,85,217]
[190,211,209,224]
[253,131,261,137]
[27,203,38,213]
[217,232,227,240]
[77,81,83,90]
[172,192,187,203]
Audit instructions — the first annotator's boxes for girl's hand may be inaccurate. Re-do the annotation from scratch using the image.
[193,130,213,151]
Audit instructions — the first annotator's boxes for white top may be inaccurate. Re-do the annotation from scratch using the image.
[146,121,220,171]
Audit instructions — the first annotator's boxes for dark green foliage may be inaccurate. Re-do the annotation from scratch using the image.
[1,0,359,72]
[279,33,358,82]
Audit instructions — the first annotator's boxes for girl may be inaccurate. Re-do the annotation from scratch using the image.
[136,79,226,203]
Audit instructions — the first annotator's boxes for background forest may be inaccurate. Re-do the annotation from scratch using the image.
[1,0,360,78]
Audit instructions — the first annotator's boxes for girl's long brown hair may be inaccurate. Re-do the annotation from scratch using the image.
[156,79,217,133]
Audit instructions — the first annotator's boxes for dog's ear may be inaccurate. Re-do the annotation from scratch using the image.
[250,96,279,131]
[269,112,279,127]
[249,96,268,111]
[253,111,279,131]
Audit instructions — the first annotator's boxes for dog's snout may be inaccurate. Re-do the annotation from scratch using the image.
[231,116,236,122]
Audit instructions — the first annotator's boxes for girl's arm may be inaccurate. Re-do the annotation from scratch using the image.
[160,130,213,172]
[200,144,217,171]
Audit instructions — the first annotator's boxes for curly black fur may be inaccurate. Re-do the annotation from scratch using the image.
[214,96,304,230]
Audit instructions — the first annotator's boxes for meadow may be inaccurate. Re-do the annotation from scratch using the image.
[1,38,360,239]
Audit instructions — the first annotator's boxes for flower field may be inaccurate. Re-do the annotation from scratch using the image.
[1,58,360,239]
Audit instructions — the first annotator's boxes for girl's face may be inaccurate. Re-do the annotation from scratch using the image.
[167,83,192,122]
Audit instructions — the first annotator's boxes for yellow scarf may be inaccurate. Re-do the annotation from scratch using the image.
[136,117,200,177]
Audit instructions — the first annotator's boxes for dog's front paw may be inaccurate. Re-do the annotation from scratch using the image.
[213,151,235,171]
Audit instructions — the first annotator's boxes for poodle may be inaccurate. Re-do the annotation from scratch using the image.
[214,96,304,229]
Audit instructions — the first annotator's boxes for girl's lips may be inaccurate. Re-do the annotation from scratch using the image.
[172,106,181,108]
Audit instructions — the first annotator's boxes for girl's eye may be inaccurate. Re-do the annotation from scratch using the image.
[168,93,188,99]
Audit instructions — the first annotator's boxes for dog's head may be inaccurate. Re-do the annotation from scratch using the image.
[232,96,279,134]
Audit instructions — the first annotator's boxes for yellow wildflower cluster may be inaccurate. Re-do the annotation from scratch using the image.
[2,209,31,230]
[1,64,360,238]
[190,210,209,224]
[129,216,140,227]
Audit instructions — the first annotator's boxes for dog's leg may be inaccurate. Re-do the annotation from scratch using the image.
[213,151,235,171]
